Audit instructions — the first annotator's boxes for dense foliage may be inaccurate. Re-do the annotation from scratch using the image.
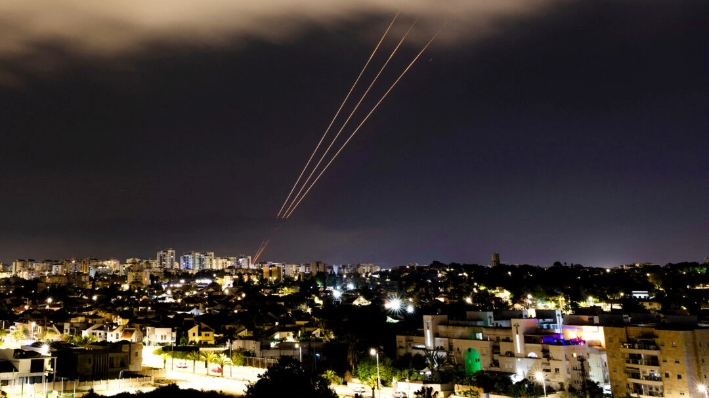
[244,356,337,398]
[82,384,230,398]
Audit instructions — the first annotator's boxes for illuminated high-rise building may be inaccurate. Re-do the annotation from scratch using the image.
[157,249,176,269]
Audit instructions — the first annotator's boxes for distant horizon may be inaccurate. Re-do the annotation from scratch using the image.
[3,252,707,269]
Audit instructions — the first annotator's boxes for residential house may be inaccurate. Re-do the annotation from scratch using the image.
[187,323,215,345]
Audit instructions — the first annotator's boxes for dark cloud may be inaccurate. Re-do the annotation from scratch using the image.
[0,0,560,84]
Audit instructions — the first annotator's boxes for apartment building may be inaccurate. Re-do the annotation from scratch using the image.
[605,324,709,398]
[396,311,605,393]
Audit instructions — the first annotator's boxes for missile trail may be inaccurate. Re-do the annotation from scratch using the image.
[281,19,418,219]
[252,224,283,263]
[274,13,400,219]
[284,24,447,219]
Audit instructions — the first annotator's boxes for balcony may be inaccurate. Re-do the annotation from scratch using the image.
[620,342,660,355]
[626,359,660,367]
[632,390,664,397]
[627,374,663,386]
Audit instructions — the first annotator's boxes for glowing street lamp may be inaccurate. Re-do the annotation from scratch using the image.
[535,372,546,398]
[390,299,401,311]
[698,384,708,398]
[370,348,380,396]
[295,343,302,362]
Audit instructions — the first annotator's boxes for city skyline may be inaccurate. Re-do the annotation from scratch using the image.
[1,0,707,267]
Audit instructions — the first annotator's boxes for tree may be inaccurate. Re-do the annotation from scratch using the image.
[187,351,201,373]
[71,335,98,349]
[213,354,230,377]
[322,369,340,385]
[244,356,337,398]
[354,356,395,388]
[11,329,26,343]
[201,351,217,369]
[341,333,362,370]
[414,386,439,398]
[230,349,245,367]
[422,348,447,372]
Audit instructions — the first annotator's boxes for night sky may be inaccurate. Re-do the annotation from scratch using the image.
[1,0,707,267]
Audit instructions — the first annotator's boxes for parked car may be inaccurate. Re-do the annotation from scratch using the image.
[392,392,407,398]
[352,386,366,394]
[176,363,188,369]
[211,367,222,373]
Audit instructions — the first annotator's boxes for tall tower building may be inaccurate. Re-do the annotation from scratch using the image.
[157,249,176,269]
[491,253,500,267]
[180,251,213,271]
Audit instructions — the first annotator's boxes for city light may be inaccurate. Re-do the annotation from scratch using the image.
[406,304,414,314]
[535,372,546,398]
[370,348,380,396]
[333,290,342,299]
[390,299,401,311]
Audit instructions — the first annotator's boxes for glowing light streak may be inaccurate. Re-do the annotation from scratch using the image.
[281,18,418,218]
[253,224,283,263]
[275,13,400,219]
[284,24,447,218]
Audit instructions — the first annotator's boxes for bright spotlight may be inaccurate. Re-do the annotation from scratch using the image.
[406,304,414,314]
[333,290,342,299]
[347,283,354,290]
[390,299,401,311]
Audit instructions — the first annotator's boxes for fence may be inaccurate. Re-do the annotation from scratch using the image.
[4,377,154,398]
[241,357,277,369]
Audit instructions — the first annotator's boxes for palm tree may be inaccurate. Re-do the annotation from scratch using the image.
[213,354,230,377]
[72,335,98,349]
[322,369,340,385]
[161,352,170,369]
[341,333,361,370]
[187,351,201,373]
[201,351,217,370]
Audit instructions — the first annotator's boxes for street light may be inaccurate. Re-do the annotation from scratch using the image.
[295,343,302,362]
[370,348,380,397]
[535,371,547,398]
[31,322,36,341]
[698,385,708,398]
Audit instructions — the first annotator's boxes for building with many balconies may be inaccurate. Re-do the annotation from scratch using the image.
[605,324,709,398]
[396,310,607,393]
